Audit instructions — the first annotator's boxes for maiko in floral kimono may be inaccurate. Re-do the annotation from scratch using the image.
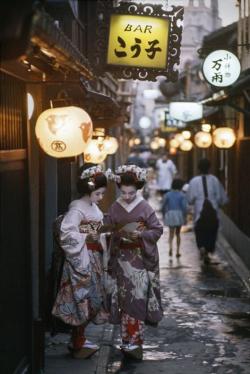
[105,195,163,326]
[52,198,107,326]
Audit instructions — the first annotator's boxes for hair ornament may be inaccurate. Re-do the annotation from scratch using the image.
[80,165,103,180]
[115,164,148,182]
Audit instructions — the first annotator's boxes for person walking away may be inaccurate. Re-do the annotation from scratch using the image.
[187,158,228,264]
[104,164,163,360]
[156,153,177,196]
[52,164,109,359]
[162,178,187,258]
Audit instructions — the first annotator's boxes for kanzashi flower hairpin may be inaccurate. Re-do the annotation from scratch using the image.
[79,165,103,180]
[115,164,148,182]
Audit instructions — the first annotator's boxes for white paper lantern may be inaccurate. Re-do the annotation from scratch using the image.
[169,139,179,148]
[84,139,107,164]
[213,127,236,149]
[180,140,193,151]
[35,106,93,158]
[103,136,119,154]
[182,130,191,139]
[194,131,212,148]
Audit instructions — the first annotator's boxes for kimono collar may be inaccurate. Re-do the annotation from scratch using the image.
[116,194,144,213]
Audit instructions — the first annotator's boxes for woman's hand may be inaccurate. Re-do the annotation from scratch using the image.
[130,230,142,241]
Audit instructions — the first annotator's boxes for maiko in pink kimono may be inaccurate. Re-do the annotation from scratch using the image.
[104,165,163,360]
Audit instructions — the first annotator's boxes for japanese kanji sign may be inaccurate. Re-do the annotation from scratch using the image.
[202,50,241,87]
[94,1,184,81]
[107,14,169,69]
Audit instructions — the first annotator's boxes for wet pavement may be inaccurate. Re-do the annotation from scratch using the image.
[107,200,250,374]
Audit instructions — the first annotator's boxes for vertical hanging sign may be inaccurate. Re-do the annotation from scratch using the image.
[94,1,184,81]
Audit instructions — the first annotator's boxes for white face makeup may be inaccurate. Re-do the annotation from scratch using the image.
[90,187,106,205]
[120,185,137,204]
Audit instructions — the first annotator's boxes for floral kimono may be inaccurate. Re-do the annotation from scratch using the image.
[104,195,163,345]
[52,198,108,327]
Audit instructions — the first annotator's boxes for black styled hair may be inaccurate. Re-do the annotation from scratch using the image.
[198,158,211,174]
[171,178,184,191]
[117,172,145,190]
[77,163,107,196]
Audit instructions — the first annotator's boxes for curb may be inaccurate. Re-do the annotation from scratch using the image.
[96,324,114,374]
[218,232,250,294]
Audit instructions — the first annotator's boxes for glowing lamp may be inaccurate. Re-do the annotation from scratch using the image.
[175,133,184,144]
[103,136,119,154]
[213,127,236,149]
[201,123,211,133]
[129,139,134,147]
[134,138,141,145]
[84,139,107,164]
[35,106,93,158]
[169,139,179,148]
[157,137,166,147]
[180,140,193,151]
[194,131,212,148]
[150,140,160,150]
[182,130,191,139]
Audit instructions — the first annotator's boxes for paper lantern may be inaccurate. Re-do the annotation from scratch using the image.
[103,136,119,154]
[213,127,236,149]
[180,140,193,151]
[134,138,141,145]
[84,139,107,164]
[194,131,212,148]
[175,133,184,144]
[157,137,166,147]
[169,139,179,148]
[182,130,191,139]
[201,123,211,133]
[150,140,160,150]
[35,106,92,158]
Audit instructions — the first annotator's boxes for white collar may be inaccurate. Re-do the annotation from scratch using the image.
[117,194,143,213]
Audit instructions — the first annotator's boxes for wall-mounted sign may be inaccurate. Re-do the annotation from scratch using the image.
[202,50,241,87]
[169,102,203,122]
[95,1,184,81]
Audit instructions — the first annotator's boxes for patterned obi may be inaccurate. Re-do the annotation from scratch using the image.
[79,220,103,252]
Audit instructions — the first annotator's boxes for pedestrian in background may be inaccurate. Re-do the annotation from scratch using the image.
[162,178,187,258]
[187,158,228,264]
[52,164,109,359]
[104,164,163,360]
[156,153,177,196]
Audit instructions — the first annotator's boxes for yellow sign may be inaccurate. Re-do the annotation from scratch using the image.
[107,14,169,69]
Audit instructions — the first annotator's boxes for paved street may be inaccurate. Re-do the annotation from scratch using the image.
[107,200,250,374]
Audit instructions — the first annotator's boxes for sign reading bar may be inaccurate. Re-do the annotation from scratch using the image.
[202,50,241,87]
[94,1,184,81]
[107,15,169,69]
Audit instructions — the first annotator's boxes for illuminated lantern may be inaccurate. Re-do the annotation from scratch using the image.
[175,133,184,144]
[103,136,119,154]
[182,130,191,139]
[134,138,141,145]
[180,140,193,151]
[35,106,92,158]
[157,137,166,147]
[201,123,211,133]
[194,131,212,148]
[169,139,179,148]
[213,127,236,149]
[129,139,134,147]
[150,140,160,150]
[169,147,177,155]
[84,139,107,164]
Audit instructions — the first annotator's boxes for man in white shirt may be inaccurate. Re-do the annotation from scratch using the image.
[156,153,177,195]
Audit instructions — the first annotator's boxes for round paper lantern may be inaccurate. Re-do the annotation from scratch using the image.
[103,136,119,154]
[194,131,212,148]
[150,140,160,150]
[213,127,236,149]
[180,140,193,151]
[169,139,179,148]
[84,139,107,164]
[35,106,93,158]
[182,130,191,140]
[175,133,184,144]
[134,138,141,145]
[157,137,166,147]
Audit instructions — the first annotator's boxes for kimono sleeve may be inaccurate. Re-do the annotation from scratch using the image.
[140,207,163,270]
[60,208,88,257]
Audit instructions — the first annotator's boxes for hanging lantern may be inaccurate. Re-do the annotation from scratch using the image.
[157,137,166,147]
[84,139,107,164]
[201,123,211,133]
[213,127,236,149]
[182,130,191,139]
[180,139,193,151]
[129,139,134,147]
[169,147,177,155]
[194,131,212,148]
[175,133,184,144]
[169,139,179,148]
[150,139,160,150]
[134,137,141,145]
[103,136,119,154]
[35,106,93,158]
